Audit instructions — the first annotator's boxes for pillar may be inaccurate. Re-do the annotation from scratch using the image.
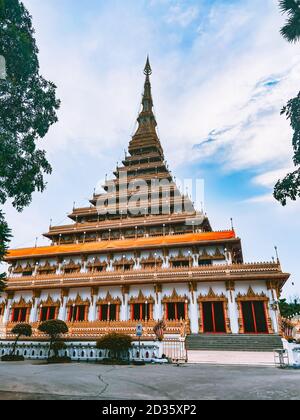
[154,284,162,320]
[192,254,199,267]
[3,293,14,323]
[120,286,129,321]
[58,289,69,321]
[226,281,239,334]
[89,287,98,322]
[30,291,41,323]
[188,282,199,334]
[267,281,279,334]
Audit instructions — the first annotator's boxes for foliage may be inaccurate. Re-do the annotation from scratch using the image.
[96,333,132,360]
[279,0,300,43]
[0,209,11,291]
[275,1,300,204]
[1,354,24,362]
[51,341,67,358]
[10,323,32,356]
[38,320,68,358]
[0,0,60,269]
[279,297,300,319]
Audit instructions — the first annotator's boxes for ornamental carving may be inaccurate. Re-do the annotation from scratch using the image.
[67,294,90,307]
[129,290,154,304]
[37,261,58,273]
[12,297,32,308]
[13,262,34,274]
[140,253,163,264]
[87,258,108,268]
[0,302,5,315]
[40,295,61,307]
[197,288,227,302]
[236,287,269,302]
[63,260,81,270]
[113,258,135,268]
[97,292,121,306]
[162,289,190,304]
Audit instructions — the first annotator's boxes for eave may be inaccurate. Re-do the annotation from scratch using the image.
[6,231,237,261]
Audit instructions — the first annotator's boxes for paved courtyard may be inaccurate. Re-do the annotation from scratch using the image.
[0,361,299,400]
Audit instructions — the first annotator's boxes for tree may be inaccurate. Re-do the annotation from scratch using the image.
[0,210,11,291]
[279,0,300,43]
[279,297,300,319]
[38,320,68,359]
[0,0,60,274]
[10,323,32,356]
[96,333,132,361]
[274,1,300,204]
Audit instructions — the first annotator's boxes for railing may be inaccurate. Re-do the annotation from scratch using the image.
[163,338,187,363]
[0,342,160,362]
[2,320,189,340]
[8,261,282,283]
[52,212,197,231]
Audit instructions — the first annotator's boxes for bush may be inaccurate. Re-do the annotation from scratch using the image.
[10,323,32,356]
[97,358,130,366]
[47,356,71,364]
[96,333,132,360]
[1,355,24,362]
[38,320,68,358]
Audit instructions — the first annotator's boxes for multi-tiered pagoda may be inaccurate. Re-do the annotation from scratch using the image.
[0,59,290,344]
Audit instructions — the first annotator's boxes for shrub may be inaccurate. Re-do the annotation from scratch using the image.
[96,333,132,360]
[1,354,24,362]
[38,320,68,358]
[10,323,32,356]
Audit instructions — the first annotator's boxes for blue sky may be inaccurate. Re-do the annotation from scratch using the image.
[3,0,300,298]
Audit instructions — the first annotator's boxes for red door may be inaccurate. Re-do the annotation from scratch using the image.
[202,302,226,333]
[241,301,268,334]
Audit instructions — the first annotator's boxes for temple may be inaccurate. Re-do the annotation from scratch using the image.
[0,59,290,347]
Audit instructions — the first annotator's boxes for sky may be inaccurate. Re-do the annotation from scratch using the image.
[2,0,300,299]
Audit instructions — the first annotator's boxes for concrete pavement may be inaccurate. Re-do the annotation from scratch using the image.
[0,361,299,400]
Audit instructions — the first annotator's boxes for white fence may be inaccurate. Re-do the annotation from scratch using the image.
[162,338,187,362]
[0,340,161,362]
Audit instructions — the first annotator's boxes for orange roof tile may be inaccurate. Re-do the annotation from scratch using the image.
[6,231,236,260]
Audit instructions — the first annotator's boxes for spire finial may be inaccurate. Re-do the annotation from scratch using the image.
[144,56,152,76]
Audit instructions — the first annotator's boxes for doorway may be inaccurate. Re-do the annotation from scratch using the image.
[241,301,268,334]
[202,301,226,333]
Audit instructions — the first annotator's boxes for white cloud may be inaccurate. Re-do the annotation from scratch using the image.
[165,4,199,27]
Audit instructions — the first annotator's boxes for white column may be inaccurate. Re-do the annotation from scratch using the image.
[30,298,40,323]
[226,283,239,334]
[267,287,279,334]
[120,287,129,321]
[193,254,199,267]
[134,258,141,270]
[154,290,162,320]
[89,298,97,321]
[189,285,199,334]
[58,297,67,321]
[3,299,12,323]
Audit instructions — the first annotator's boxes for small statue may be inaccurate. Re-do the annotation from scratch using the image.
[153,320,166,342]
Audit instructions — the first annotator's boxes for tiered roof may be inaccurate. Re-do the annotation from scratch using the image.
[44,58,213,246]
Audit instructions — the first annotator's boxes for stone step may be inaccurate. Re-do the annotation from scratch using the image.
[186,334,283,352]
[187,350,275,366]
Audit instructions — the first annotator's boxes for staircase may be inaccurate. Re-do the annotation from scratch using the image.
[186,334,283,352]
